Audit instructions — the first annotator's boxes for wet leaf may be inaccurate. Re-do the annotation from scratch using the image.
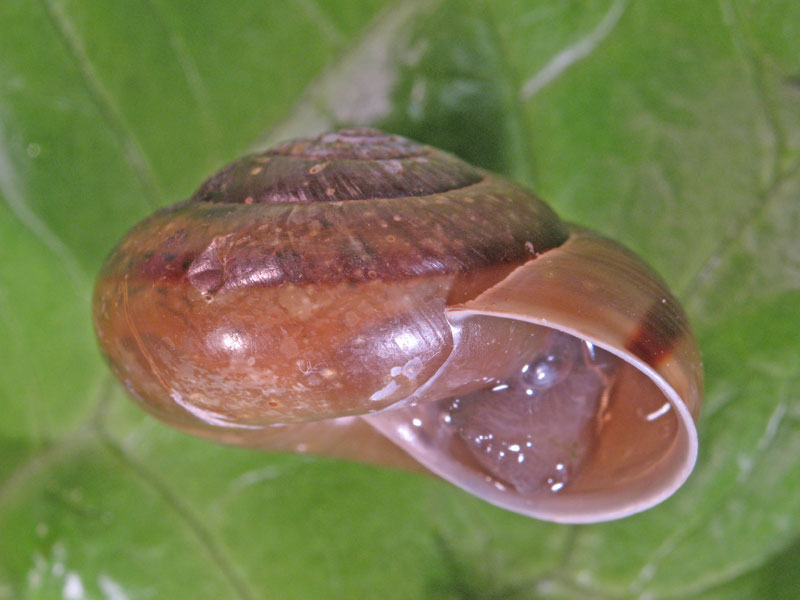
[2,0,799,598]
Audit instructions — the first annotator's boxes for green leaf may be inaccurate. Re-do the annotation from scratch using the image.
[2,0,799,598]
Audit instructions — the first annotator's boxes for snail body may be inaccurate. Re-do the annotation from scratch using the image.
[93,129,702,523]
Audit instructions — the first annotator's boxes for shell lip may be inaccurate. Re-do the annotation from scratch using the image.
[468,312,698,522]
[367,309,699,524]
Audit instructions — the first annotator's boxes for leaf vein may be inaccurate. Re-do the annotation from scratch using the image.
[482,6,539,187]
[653,555,770,599]
[143,0,218,142]
[291,0,345,46]
[0,436,85,515]
[39,0,163,209]
[0,120,88,295]
[629,394,792,595]
[520,0,629,100]
[99,432,258,600]
[681,0,800,303]
[257,0,435,148]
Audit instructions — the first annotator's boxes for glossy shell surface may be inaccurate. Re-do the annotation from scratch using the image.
[93,129,702,523]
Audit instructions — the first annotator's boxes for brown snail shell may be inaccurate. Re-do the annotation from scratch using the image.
[93,128,702,523]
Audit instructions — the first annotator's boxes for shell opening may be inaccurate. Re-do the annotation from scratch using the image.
[448,331,617,495]
[364,314,690,523]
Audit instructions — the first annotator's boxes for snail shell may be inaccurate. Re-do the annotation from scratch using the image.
[93,128,702,523]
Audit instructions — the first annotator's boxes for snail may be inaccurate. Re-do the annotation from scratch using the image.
[93,128,702,523]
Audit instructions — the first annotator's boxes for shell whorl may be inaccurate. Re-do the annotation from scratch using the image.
[93,129,570,426]
[192,128,484,204]
[104,129,568,294]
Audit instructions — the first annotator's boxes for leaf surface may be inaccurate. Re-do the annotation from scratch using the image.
[2,1,799,598]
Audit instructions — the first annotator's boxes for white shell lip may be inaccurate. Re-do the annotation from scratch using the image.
[365,309,699,524]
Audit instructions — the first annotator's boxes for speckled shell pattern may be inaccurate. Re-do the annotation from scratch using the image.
[93,130,569,431]
[93,129,702,520]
